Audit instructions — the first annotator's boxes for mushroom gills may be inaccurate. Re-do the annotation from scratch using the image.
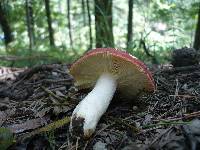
[70,73,117,138]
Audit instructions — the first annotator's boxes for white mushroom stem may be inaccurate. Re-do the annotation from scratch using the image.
[70,73,117,137]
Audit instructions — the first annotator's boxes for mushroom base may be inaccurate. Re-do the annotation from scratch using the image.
[71,116,85,138]
[70,73,117,138]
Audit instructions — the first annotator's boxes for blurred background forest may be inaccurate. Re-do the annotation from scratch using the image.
[0,0,200,67]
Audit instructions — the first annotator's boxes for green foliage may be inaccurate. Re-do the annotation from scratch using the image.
[0,127,14,150]
[45,131,56,149]
[0,45,81,67]
[0,0,199,66]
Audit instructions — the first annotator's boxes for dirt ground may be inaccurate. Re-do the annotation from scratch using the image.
[1,63,200,150]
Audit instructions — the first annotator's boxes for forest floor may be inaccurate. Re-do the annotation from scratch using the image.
[1,63,200,150]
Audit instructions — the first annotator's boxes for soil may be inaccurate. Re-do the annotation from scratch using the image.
[1,63,200,150]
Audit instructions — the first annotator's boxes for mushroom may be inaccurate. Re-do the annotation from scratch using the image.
[69,48,155,138]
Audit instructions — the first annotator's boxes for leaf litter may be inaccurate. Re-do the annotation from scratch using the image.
[1,64,200,149]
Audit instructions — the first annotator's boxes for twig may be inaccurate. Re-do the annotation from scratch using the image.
[16,65,56,81]
[149,127,172,147]
[75,137,80,150]
[153,111,200,122]
[41,86,64,102]
[17,116,70,142]
[25,79,72,85]
[142,121,190,129]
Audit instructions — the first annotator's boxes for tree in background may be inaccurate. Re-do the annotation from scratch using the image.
[25,0,35,51]
[67,0,73,49]
[0,2,13,46]
[44,0,55,47]
[94,0,114,47]
[81,0,86,26]
[127,0,133,49]
[86,0,92,50]
[193,3,200,51]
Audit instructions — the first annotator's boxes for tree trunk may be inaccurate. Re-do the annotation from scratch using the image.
[0,3,13,46]
[94,0,114,47]
[44,0,55,47]
[67,0,73,49]
[86,0,92,50]
[81,0,86,26]
[127,0,133,49]
[25,0,35,51]
[193,4,200,51]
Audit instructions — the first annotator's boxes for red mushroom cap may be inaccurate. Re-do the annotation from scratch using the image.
[70,48,155,99]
